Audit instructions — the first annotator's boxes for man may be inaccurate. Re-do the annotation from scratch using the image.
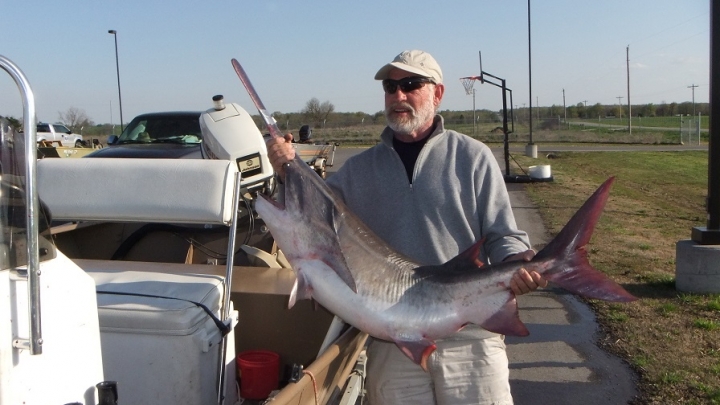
[267,50,546,405]
[298,124,312,143]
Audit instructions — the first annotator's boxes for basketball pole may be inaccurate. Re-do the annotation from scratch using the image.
[463,52,552,184]
[462,56,514,177]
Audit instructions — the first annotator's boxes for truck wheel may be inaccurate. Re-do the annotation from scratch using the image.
[75,140,84,148]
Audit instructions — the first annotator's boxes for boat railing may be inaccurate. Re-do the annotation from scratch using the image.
[0,55,43,355]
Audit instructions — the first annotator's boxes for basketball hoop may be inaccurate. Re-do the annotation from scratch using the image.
[460,76,482,95]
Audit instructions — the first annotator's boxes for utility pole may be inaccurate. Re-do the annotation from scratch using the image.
[688,84,698,116]
[627,45,631,135]
[616,96,624,118]
[562,89,567,124]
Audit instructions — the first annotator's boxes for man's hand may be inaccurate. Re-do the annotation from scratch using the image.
[505,250,548,295]
[266,133,295,178]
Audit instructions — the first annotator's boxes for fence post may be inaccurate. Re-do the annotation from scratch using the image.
[679,115,684,144]
[697,113,702,145]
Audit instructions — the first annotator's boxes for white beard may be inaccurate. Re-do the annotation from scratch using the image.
[385,98,436,136]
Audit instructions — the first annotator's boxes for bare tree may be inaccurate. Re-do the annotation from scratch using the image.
[301,97,335,126]
[58,107,94,133]
[0,115,21,131]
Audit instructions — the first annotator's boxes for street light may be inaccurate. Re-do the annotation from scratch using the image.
[108,29,124,133]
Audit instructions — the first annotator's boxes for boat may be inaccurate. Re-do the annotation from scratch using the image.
[0,55,367,405]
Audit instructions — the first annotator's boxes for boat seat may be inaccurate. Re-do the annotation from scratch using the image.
[37,158,238,225]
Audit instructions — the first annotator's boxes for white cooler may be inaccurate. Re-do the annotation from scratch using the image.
[87,269,238,405]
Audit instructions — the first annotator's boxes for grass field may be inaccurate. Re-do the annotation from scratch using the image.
[510,151,719,404]
[87,114,706,149]
[568,115,709,130]
[308,122,705,147]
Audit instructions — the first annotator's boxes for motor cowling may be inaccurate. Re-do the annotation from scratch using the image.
[199,95,274,190]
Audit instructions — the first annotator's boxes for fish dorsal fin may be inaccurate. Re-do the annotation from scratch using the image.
[412,238,490,281]
[452,237,487,268]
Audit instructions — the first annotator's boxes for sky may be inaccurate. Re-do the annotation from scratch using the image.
[0,0,711,127]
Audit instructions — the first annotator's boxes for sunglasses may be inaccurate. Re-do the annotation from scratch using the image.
[382,76,435,94]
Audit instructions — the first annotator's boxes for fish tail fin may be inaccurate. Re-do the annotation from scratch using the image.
[535,177,636,302]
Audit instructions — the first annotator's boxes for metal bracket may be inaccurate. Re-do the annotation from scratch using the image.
[13,338,31,350]
[289,363,303,383]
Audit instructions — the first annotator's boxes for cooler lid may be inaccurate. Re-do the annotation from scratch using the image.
[88,270,224,336]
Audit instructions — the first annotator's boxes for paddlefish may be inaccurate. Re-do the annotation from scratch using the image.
[254,159,635,369]
[232,57,636,370]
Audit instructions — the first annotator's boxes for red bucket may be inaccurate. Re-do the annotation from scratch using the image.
[237,350,280,400]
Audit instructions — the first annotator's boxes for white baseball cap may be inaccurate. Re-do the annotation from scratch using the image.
[374,50,443,84]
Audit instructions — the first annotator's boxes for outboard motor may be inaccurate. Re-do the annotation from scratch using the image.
[199,95,274,191]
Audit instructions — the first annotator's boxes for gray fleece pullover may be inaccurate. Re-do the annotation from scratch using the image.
[327,115,530,269]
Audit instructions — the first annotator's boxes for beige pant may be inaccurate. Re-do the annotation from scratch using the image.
[365,335,513,405]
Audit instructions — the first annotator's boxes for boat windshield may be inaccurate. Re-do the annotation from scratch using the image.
[0,119,55,271]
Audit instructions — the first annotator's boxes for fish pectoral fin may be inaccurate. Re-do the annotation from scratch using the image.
[322,255,358,293]
[393,339,437,372]
[477,295,529,337]
[334,265,357,293]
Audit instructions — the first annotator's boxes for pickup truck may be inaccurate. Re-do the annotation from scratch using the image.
[85,111,203,159]
[36,122,84,147]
